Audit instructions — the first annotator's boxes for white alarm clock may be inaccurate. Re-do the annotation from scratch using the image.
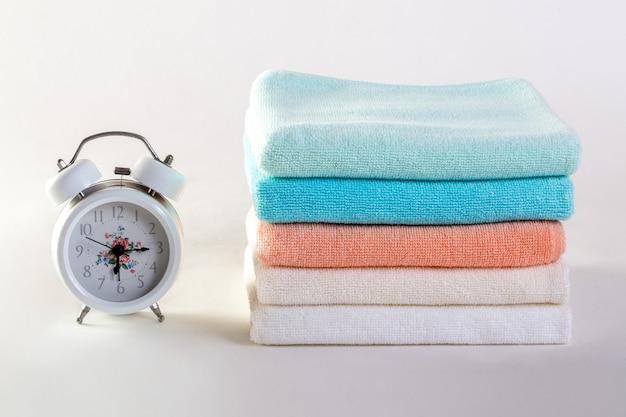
[46,131,185,324]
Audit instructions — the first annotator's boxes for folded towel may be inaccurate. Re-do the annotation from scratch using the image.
[245,246,570,306]
[246,210,565,268]
[245,137,574,225]
[246,70,580,180]
[247,283,572,345]
[244,247,570,305]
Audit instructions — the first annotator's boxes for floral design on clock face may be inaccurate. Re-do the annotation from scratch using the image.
[95,226,141,273]
[68,202,170,302]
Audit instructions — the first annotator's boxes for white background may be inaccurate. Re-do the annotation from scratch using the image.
[1,0,625,416]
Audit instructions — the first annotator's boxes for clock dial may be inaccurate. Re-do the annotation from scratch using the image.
[67,202,170,302]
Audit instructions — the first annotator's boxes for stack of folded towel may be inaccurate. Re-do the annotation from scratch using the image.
[243,70,580,345]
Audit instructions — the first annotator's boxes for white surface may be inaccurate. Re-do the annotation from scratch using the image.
[1,0,625,416]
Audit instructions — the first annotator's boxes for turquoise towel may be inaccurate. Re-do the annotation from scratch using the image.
[244,137,574,225]
[246,70,580,180]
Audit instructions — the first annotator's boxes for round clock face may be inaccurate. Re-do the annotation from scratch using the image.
[52,182,183,314]
[68,201,170,302]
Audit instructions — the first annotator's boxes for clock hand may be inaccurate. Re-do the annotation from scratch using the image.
[87,237,121,280]
[114,258,121,281]
[111,244,125,281]
[125,247,150,252]
[85,236,111,249]
[86,237,145,280]
[87,236,148,252]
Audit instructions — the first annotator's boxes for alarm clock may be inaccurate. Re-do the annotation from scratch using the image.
[46,131,185,324]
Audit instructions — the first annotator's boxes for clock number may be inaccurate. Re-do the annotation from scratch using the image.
[135,210,139,222]
[156,242,163,254]
[80,223,92,236]
[137,275,145,288]
[83,265,91,278]
[94,210,103,223]
[117,282,125,294]
[148,222,156,235]
[150,262,157,274]
[113,205,124,219]
[76,245,83,257]
[98,277,105,289]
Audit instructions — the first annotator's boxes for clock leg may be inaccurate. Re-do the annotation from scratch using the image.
[150,303,165,322]
[76,305,91,324]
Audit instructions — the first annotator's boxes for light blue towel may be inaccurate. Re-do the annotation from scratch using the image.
[247,70,580,180]
[244,137,574,225]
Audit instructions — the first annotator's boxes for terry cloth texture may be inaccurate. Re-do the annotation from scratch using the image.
[247,282,572,345]
[246,70,580,180]
[245,246,570,306]
[247,210,566,268]
[245,137,575,225]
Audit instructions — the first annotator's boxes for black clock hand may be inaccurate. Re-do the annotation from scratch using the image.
[85,236,111,249]
[114,257,121,281]
[125,247,150,252]
[87,236,149,252]
[87,236,121,279]
[86,237,146,280]
[111,244,126,280]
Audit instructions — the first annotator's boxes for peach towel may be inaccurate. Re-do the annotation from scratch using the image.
[247,210,565,268]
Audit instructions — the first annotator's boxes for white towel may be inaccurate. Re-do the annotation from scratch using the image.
[245,246,570,306]
[247,282,572,345]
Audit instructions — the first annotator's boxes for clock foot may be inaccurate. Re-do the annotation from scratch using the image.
[150,303,165,322]
[77,305,91,324]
